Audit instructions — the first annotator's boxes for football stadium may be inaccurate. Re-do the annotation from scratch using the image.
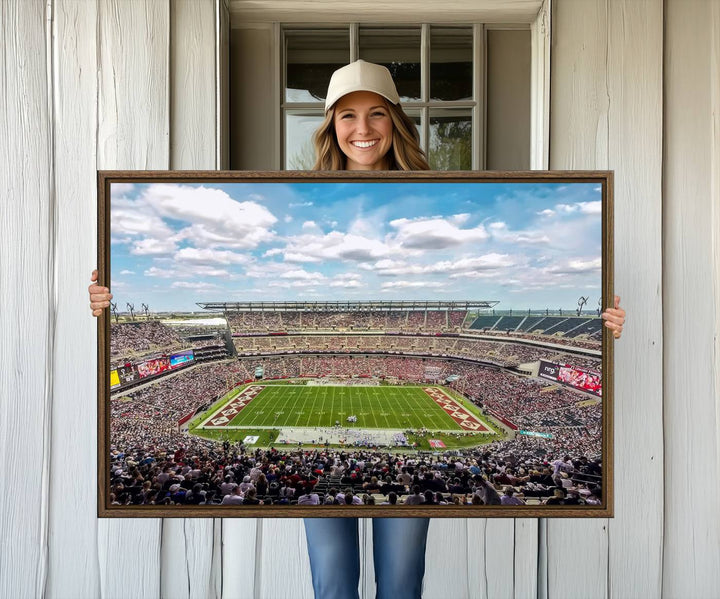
[108,300,604,508]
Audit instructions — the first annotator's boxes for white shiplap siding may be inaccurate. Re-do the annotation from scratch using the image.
[96,0,169,596]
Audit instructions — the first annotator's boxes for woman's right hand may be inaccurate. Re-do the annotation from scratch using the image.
[89,269,112,317]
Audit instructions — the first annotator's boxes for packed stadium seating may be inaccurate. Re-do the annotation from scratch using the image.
[108,303,604,508]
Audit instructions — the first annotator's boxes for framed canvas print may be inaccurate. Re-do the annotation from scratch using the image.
[97,171,614,518]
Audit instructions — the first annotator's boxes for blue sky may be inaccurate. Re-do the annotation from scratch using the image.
[110,181,603,312]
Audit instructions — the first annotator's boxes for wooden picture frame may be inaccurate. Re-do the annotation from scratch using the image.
[98,170,613,518]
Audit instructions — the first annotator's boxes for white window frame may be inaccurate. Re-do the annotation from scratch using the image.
[232,1,551,171]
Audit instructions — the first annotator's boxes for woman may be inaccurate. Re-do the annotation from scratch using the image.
[89,60,626,599]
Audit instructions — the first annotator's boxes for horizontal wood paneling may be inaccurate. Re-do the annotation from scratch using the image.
[229,0,543,25]
[0,1,52,598]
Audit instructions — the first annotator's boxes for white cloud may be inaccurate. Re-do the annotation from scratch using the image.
[330,273,364,288]
[333,273,362,281]
[370,253,514,277]
[144,266,177,278]
[330,279,363,288]
[171,281,220,290]
[555,201,601,215]
[131,237,178,255]
[268,279,321,288]
[142,184,278,250]
[111,198,173,239]
[289,201,313,208]
[390,217,488,250]
[284,215,293,223]
[119,269,135,275]
[110,183,135,197]
[450,213,471,225]
[302,220,320,230]
[175,247,250,266]
[279,269,326,282]
[186,266,231,277]
[278,231,393,263]
[488,221,550,245]
[537,209,555,217]
[380,281,445,290]
[546,257,601,274]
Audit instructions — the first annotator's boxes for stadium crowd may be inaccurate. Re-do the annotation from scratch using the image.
[226,308,469,334]
[109,437,602,507]
[108,307,604,509]
[232,333,601,371]
[111,321,185,361]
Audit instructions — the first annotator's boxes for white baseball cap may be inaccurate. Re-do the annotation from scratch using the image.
[324,60,400,112]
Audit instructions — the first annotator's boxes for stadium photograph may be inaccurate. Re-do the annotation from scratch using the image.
[101,174,609,516]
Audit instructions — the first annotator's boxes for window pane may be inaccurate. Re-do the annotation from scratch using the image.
[429,109,472,170]
[286,30,349,103]
[359,28,421,102]
[402,109,423,149]
[430,27,473,101]
[285,112,324,169]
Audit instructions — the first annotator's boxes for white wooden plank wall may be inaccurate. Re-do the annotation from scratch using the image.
[548,3,611,595]
[604,2,664,597]
[3,1,720,598]
[663,1,720,597]
[47,0,101,597]
[549,2,664,599]
[163,3,224,599]
[0,1,53,598]
[95,1,168,596]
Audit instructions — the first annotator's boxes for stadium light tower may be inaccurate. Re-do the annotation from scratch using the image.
[577,296,589,316]
[141,303,149,320]
[110,302,118,323]
[126,302,135,321]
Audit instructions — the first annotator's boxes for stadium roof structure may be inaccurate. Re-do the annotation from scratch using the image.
[196,300,500,312]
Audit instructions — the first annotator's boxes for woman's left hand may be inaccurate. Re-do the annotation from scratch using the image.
[601,295,626,339]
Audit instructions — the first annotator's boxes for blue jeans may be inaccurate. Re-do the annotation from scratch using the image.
[303,517,430,599]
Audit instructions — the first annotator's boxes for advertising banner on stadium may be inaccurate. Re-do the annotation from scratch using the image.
[538,360,602,397]
[538,360,560,381]
[170,349,194,369]
[109,369,121,389]
[117,365,139,386]
[518,430,554,439]
[137,357,170,379]
[558,365,602,396]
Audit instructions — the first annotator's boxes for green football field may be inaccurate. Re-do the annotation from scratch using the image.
[198,384,490,432]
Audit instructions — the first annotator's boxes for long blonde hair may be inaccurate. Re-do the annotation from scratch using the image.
[312,100,430,171]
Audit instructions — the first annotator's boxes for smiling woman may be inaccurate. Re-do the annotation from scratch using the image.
[311,60,429,172]
[333,91,394,170]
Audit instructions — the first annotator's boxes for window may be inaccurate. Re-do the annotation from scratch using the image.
[283,25,479,170]
[229,23,531,171]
